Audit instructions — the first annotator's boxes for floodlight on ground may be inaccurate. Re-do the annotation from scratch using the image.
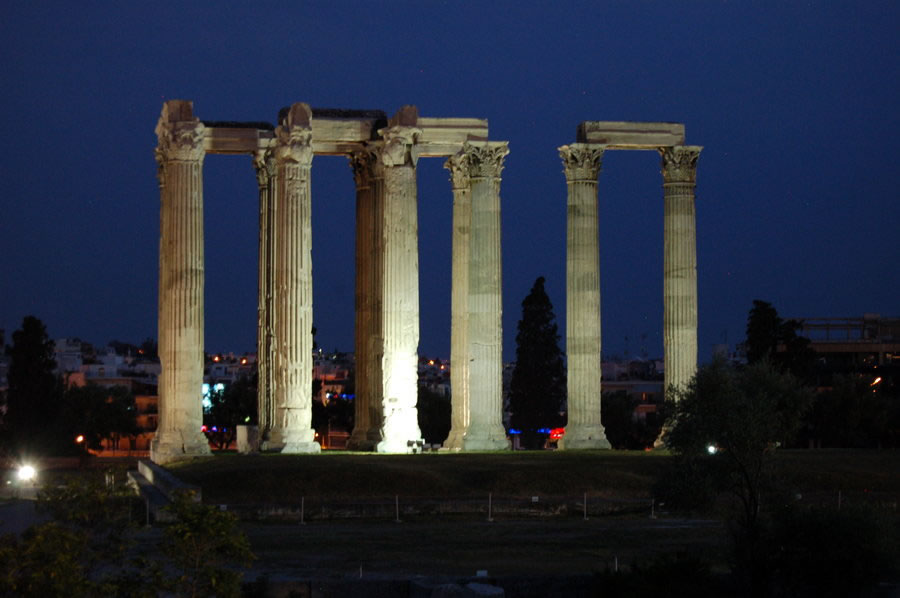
[17,464,36,482]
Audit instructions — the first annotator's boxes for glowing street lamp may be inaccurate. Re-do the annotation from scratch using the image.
[17,464,36,482]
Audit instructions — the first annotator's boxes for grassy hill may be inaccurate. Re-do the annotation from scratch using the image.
[167,449,900,506]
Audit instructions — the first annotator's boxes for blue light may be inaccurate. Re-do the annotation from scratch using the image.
[508,428,521,435]
[537,428,551,434]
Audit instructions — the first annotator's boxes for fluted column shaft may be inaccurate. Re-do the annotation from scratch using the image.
[442,152,472,450]
[463,142,510,451]
[661,146,702,396]
[254,150,276,445]
[376,126,423,453]
[558,144,610,450]
[151,101,211,464]
[347,149,383,450]
[270,105,320,453]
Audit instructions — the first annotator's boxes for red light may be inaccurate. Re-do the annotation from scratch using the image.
[201,425,208,432]
[549,427,566,440]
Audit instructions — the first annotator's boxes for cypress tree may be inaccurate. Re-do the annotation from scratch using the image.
[508,277,566,448]
[3,316,63,455]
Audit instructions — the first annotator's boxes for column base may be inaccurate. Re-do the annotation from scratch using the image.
[442,427,466,451]
[376,435,424,454]
[259,428,284,452]
[462,425,510,451]
[346,428,381,451]
[652,427,669,450]
[150,430,212,465]
[558,425,611,450]
[377,405,422,453]
[279,428,321,454]
[281,441,321,454]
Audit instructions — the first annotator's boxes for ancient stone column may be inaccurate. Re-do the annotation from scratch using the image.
[463,142,510,451]
[376,107,423,453]
[269,103,320,453]
[151,100,212,464]
[660,145,702,396]
[557,144,610,449]
[442,150,472,450]
[347,148,383,450]
[253,149,276,447]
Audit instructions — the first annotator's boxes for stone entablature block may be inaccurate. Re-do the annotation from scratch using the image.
[577,121,685,149]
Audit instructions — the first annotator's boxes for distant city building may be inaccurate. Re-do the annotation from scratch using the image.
[313,349,354,403]
[792,315,900,371]
[418,355,450,398]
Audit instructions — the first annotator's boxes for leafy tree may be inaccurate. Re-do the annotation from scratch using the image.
[745,300,782,365]
[204,375,257,450]
[661,358,813,594]
[601,390,666,450]
[745,300,815,381]
[161,491,255,598]
[508,277,567,449]
[2,316,63,456]
[804,374,890,448]
[1,471,150,598]
[417,386,451,445]
[59,384,140,453]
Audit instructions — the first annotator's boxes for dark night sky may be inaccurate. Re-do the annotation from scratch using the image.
[2,2,898,362]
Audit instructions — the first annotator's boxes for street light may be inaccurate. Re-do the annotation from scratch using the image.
[17,464,36,482]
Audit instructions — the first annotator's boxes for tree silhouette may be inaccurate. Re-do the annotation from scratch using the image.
[508,276,566,448]
[2,316,63,455]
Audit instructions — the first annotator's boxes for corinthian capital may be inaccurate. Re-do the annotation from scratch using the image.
[274,125,313,166]
[349,147,379,188]
[252,149,276,189]
[378,126,421,167]
[444,151,471,190]
[660,145,702,184]
[155,120,206,163]
[155,100,206,163]
[559,143,604,182]
[463,142,509,178]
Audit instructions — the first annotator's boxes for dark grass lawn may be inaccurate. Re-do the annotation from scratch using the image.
[167,449,900,506]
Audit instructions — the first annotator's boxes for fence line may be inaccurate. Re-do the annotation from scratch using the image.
[221,493,658,523]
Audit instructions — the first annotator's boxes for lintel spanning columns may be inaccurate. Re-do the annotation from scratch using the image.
[558,122,701,450]
[152,99,509,460]
[151,101,212,464]
[558,144,610,449]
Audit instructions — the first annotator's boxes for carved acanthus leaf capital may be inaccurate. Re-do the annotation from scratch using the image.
[274,125,313,166]
[444,151,471,190]
[253,149,276,189]
[378,126,422,167]
[155,119,206,163]
[349,148,379,188]
[559,143,604,182]
[660,145,702,184]
[463,142,509,178]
